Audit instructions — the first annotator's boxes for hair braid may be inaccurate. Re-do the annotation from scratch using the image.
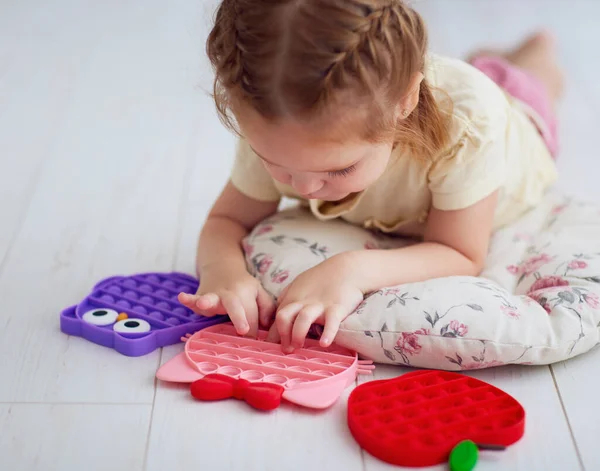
[207,0,451,159]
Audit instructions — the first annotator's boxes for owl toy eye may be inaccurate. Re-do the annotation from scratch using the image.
[83,308,119,326]
[113,318,151,333]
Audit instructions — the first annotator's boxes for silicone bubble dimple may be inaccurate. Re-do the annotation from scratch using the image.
[149,311,164,321]
[242,357,263,365]
[146,275,160,283]
[100,295,115,303]
[116,300,131,309]
[288,366,311,374]
[139,284,153,293]
[107,286,122,295]
[166,317,180,326]
[196,349,218,357]
[197,362,219,374]
[217,365,242,377]
[313,370,335,377]
[123,279,137,288]
[240,370,265,382]
[156,301,170,310]
[287,354,308,360]
[263,349,286,357]
[265,361,287,369]
[263,374,288,385]
[163,280,176,289]
[219,353,240,361]
[219,342,240,349]
[140,296,154,304]
[155,289,169,297]
[311,358,331,365]
[133,305,147,315]
[173,307,188,317]
[124,290,138,300]
[240,345,262,353]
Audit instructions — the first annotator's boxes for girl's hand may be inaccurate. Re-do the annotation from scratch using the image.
[268,254,364,353]
[178,264,275,338]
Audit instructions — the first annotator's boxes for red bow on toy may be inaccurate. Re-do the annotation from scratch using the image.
[190,374,285,411]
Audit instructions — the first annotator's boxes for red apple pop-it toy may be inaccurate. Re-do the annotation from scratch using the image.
[347,370,525,467]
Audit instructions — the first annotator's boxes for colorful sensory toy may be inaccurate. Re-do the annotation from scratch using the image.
[157,323,375,410]
[60,272,227,357]
[347,370,525,468]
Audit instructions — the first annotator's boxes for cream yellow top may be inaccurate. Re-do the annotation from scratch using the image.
[229,54,558,233]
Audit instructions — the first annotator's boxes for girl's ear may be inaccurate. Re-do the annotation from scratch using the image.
[396,72,424,119]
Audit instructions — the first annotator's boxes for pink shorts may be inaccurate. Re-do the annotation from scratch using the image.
[470,56,558,157]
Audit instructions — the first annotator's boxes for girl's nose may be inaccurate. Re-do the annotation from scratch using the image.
[290,175,324,197]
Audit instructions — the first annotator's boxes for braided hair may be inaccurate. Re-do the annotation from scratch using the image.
[207,0,450,159]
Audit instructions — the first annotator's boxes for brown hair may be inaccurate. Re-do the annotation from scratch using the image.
[206,0,451,159]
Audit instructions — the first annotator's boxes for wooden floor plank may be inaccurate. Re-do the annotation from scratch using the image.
[0,403,151,471]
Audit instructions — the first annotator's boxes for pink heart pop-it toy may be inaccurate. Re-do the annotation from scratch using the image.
[157,323,375,410]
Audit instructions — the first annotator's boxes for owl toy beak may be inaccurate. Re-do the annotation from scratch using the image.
[116,313,129,322]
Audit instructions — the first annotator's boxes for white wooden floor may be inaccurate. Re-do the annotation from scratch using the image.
[1,0,599,470]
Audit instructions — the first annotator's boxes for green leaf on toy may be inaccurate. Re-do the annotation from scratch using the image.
[449,440,479,471]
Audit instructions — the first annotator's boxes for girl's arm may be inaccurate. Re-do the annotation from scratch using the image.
[348,190,499,291]
[272,191,498,351]
[179,182,280,337]
[197,182,279,277]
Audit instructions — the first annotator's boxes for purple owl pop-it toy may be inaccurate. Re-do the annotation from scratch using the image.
[60,272,228,357]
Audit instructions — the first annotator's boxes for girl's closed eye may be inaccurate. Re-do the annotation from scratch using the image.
[328,164,357,178]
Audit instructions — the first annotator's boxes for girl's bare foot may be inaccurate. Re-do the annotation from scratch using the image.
[467,31,564,104]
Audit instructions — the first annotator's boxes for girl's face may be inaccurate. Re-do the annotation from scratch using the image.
[238,114,393,201]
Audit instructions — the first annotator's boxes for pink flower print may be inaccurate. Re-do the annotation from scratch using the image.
[270,269,289,284]
[568,260,588,270]
[528,276,569,293]
[257,255,273,274]
[449,320,468,337]
[461,360,504,370]
[501,305,520,320]
[364,240,378,250]
[519,253,553,276]
[506,265,520,275]
[395,329,430,356]
[513,232,533,243]
[255,225,273,236]
[585,293,600,309]
[552,204,567,215]
[529,293,552,314]
[383,287,401,296]
[242,240,254,256]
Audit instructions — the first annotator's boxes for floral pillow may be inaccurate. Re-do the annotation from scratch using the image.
[243,192,600,370]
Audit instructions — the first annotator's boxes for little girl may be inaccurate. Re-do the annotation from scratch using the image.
[178,0,562,353]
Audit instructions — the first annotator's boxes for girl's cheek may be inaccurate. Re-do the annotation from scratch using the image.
[267,167,291,184]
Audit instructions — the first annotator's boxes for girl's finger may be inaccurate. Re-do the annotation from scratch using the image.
[221,293,250,335]
[240,295,259,339]
[257,287,276,328]
[177,292,199,307]
[319,305,347,347]
[265,322,281,344]
[291,304,324,350]
[178,292,222,316]
[275,302,303,353]
[195,293,220,311]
